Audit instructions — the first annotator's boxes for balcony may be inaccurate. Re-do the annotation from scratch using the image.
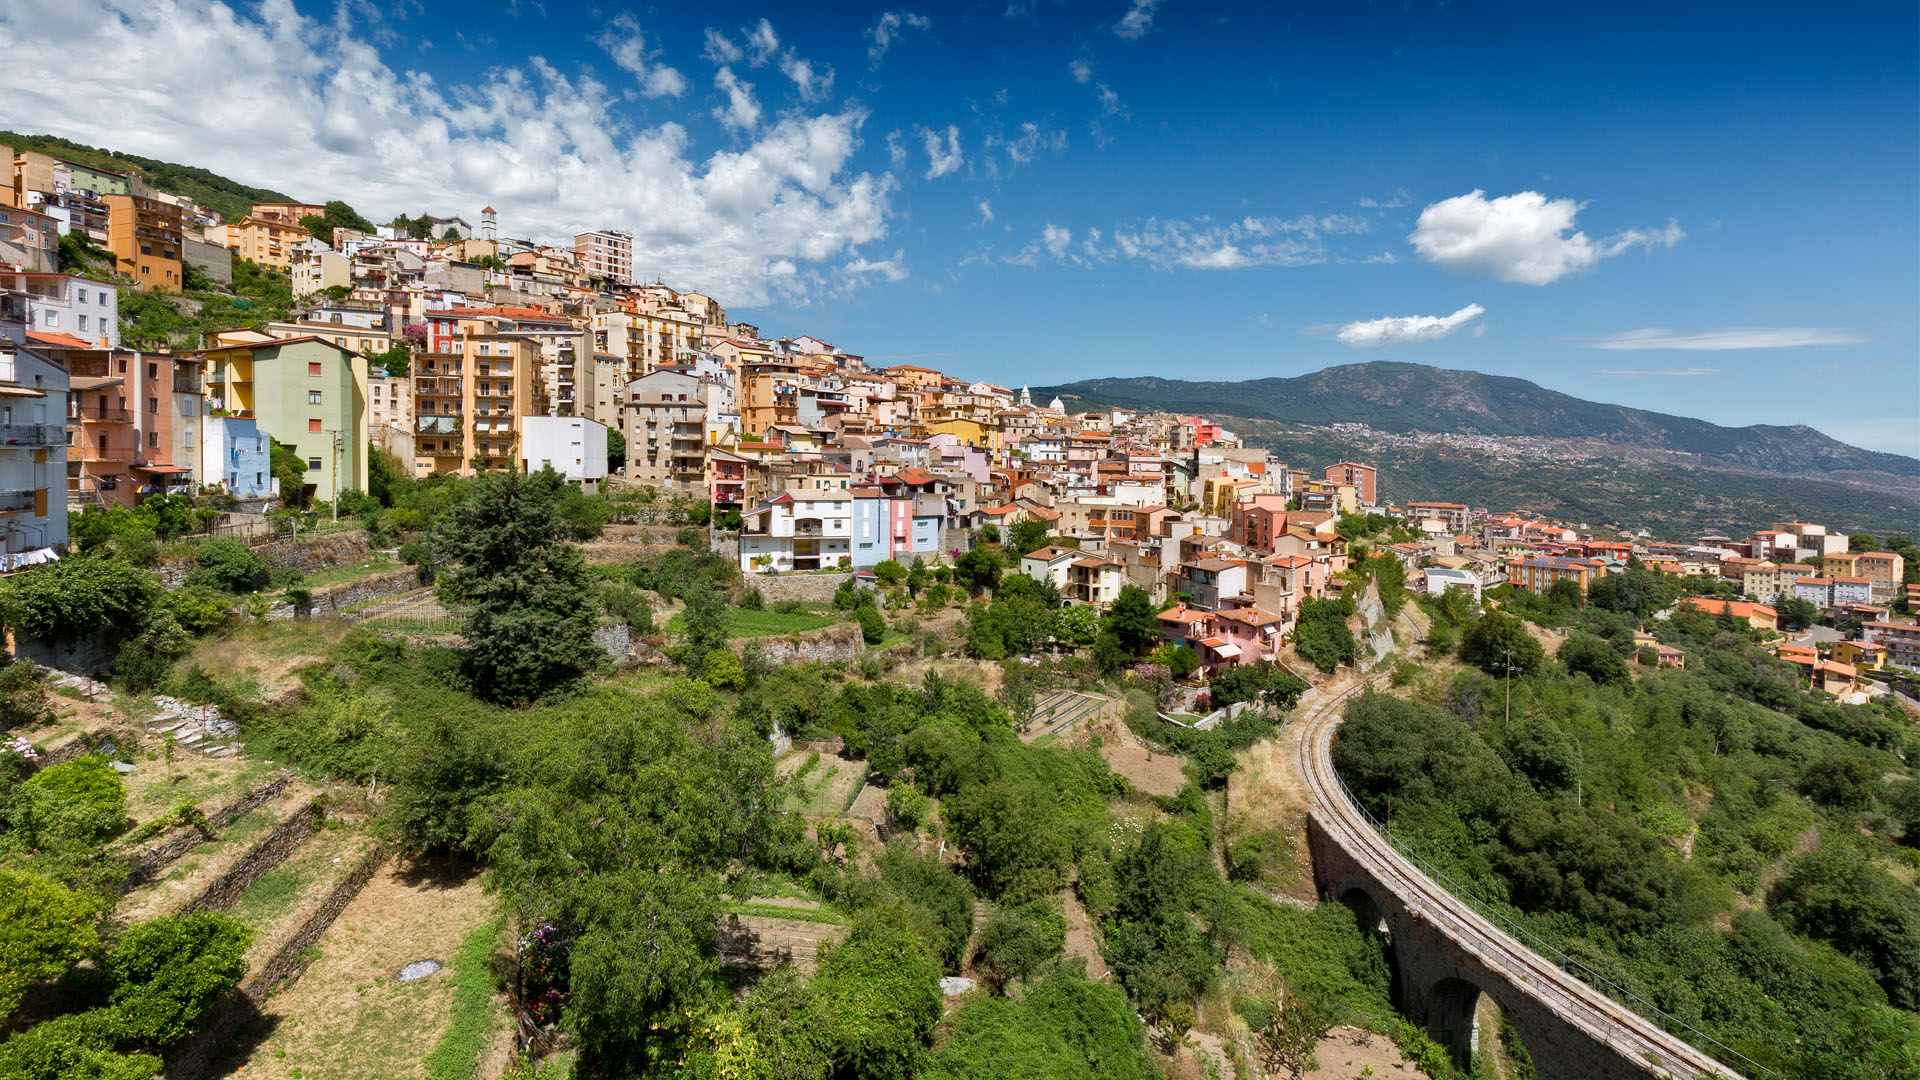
[85,444,138,461]
[0,489,37,514]
[173,374,203,394]
[70,405,132,424]
[0,424,65,447]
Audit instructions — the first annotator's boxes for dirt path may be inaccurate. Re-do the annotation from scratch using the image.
[1059,886,1110,981]
[221,862,499,1080]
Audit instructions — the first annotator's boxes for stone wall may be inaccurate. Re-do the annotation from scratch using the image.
[158,530,374,588]
[732,622,864,667]
[751,572,858,605]
[262,567,422,621]
[123,776,291,892]
[186,802,320,913]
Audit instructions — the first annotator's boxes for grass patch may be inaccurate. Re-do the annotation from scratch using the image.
[718,901,848,926]
[231,855,322,929]
[295,552,400,592]
[667,608,832,639]
[360,614,464,636]
[424,916,504,1080]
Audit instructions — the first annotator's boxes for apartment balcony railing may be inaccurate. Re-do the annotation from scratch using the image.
[0,424,66,447]
[0,489,37,514]
[173,376,203,394]
[70,405,132,423]
[85,444,138,461]
[794,523,825,537]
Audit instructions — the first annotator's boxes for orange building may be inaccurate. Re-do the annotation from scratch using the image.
[104,186,184,292]
[1323,460,1377,505]
[205,216,311,270]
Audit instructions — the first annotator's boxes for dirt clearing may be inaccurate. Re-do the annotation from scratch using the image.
[1100,742,1187,797]
[219,862,500,1080]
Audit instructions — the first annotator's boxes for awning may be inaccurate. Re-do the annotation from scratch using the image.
[131,462,191,474]
[1199,639,1242,658]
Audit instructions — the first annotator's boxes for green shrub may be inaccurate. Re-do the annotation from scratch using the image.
[104,912,253,1044]
[0,1010,159,1080]
[0,868,99,1016]
[10,755,128,850]
[857,605,886,645]
[155,585,231,635]
[186,537,268,593]
[885,784,927,831]
[973,898,1066,992]
[0,660,53,730]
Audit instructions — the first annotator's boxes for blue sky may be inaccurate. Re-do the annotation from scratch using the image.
[3,0,1914,454]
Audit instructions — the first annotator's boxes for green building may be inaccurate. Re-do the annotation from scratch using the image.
[201,335,368,502]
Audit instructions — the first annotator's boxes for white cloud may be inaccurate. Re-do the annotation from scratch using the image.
[1042,224,1073,258]
[0,1,892,307]
[595,13,687,99]
[1578,327,1867,351]
[1096,83,1123,118]
[1112,214,1368,270]
[1069,58,1092,84]
[976,200,994,225]
[1409,190,1682,285]
[920,125,963,179]
[702,27,742,63]
[844,250,910,282]
[984,122,1068,177]
[866,11,932,66]
[1113,0,1164,40]
[743,18,780,66]
[1335,303,1486,347]
[1358,188,1410,209]
[778,51,834,103]
[712,67,762,130]
[1593,367,1721,377]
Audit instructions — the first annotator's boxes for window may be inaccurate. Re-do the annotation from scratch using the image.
[147,362,157,378]
[147,398,157,413]
[309,418,322,433]
[77,288,87,304]
[183,430,193,447]
[308,362,322,377]
[42,312,57,327]
[308,390,322,405]
[256,472,263,487]
[77,314,88,333]
[148,431,158,447]
[308,457,323,470]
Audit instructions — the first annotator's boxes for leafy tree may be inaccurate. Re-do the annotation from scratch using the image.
[1499,716,1582,794]
[857,604,887,645]
[810,914,943,1080]
[874,559,907,585]
[0,660,54,730]
[1294,597,1360,674]
[674,579,732,676]
[1103,585,1160,656]
[1460,609,1546,678]
[886,784,928,830]
[0,868,98,1017]
[105,912,253,1044]
[184,536,267,593]
[269,437,309,505]
[387,712,509,854]
[974,898,1066,993]
[606,427,625,471]
[1055,604,1098,647]
[0,1011,158,1080]
[3,557,156,644]
[945,779,1072,901]
[1559,632,1630,686]
[923,967,1151,1080]
[1776,843,1920,1010]
[703,648,747,689]
[1009,519,1052,555]
[1163,644,1200,680]
[297,199,375,246]
[954,546,1002,595]
[1776,595,1819,630]
[1849,533,1881,553]
[1798,754,1879,811]
[1257,990,1336,1080]
[432,468,603,703]
[1209,662,1308,709]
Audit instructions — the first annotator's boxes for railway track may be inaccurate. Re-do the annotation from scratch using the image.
[1295,673,1754,1079]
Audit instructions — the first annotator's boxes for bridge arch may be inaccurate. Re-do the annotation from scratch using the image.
[1425,976,1483,1066]
[1337,883,1404,1009]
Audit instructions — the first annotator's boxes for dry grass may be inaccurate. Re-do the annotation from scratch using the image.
[1100,742,1188,798]
[114,789,316,925]
[224,861,501,1080]
[117,752,278,826]
[888,656,1003,695]
[172,620,354,703]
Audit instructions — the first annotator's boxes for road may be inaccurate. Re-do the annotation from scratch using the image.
[1293,610,1752,1079]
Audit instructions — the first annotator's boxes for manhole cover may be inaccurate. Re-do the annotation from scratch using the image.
[396,960,442,982]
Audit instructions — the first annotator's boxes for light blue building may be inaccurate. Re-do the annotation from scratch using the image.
[201,415,273,499]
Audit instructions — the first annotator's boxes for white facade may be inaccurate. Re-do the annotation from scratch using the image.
[0,274,119,348]
[0,337,69,554]
[202,416,274,499]
[520,416,609,486]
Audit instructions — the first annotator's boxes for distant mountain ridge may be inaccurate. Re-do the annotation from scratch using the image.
[1034,361,1919,484]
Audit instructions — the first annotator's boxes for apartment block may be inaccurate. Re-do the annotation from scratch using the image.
[620,369,709,493]
[1324,460,1377,505]
[412,327,545,477]
[104,184,184,292]
[202,336,369,501]
[0,323,69,555]
[573,229,634,284]
[520,416,609,487]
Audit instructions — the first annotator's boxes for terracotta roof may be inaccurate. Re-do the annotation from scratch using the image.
[25,331,99,349]
[1025,546,1078,561]
[1157,605,1210,625]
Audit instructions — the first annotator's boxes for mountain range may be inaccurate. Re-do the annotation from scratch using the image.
[1033,362,1920,535]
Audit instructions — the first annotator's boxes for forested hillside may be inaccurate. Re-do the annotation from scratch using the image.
[0,131,293,224]
[1334,575,1920,1078]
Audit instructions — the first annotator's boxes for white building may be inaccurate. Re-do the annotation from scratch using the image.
[0,273,118,349]
[520,416,609,489]
[1424,566,1484,599]
[202,415,274,499]
[739,490,853,573]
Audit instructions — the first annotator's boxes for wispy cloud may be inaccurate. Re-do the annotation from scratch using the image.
[866,11,931,66]
[1593,367,1721,378]
[1336,303,1485,347]
[1113,0,1164,40]
[595,13,687,98]
[1578,327,1868,351]
[1112,214,1369,270]
[1410,190,1682,285]
[920,124,963,179]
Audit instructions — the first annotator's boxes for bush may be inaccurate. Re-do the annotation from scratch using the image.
[0,660,53,730]
[886,784,928,831]
[101,912,252,1044]
[0,1010,158,1080]
[703,649,746,690]
[12,755,128,849]
[857,605,886,645]
[186,537,268,593]
[676,527,702,548]
[973,898,1066,992]
[155,585,231,635]
[5,557,157,644]
[0,868,98,1017]
[739,586,764,611]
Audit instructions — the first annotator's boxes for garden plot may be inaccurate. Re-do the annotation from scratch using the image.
[115,786,315,924]
[221,863,503,1080]
[229,826,379,955]
[780,751,869,816]
[116,744,278,823]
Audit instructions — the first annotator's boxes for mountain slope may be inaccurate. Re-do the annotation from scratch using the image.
[0,130,293,224]
[1035,361,1919,483]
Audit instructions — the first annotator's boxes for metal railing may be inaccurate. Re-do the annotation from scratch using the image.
[0,424,65,446]
[1319,707,1773,1078]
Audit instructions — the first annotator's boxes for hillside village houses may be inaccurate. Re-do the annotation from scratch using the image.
[0,143,1913,691]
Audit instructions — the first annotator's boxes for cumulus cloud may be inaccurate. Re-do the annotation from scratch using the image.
[867,11,932,66]
[0,1,892,306]
[1577,327,1866,351]
[595,13,687,98]
[712,67,762,130]
[1409,190,1682,285]
[1069,58,1092,84]
[920,125,963,179]
[1335,304,1486,347]
[1113,0,1164,40]
[779,51,834,103]
[844,250,910,282]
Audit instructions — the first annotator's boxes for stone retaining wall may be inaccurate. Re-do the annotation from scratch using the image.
[123,776,290,892]
[158,531,373,588]
[750,572,856,605]
[262,568,422,621]
[733,622,864,667]
[186,801,320,913]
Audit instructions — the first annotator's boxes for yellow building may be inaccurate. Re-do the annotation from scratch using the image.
[200,336,369,500]
[412,324,550,477]
[924,417,994,449]
[104,186,183,292]
[205,216,312,270]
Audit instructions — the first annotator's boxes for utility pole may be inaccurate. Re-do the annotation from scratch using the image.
[325,429,343,521]
[1503,644,1514,726]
